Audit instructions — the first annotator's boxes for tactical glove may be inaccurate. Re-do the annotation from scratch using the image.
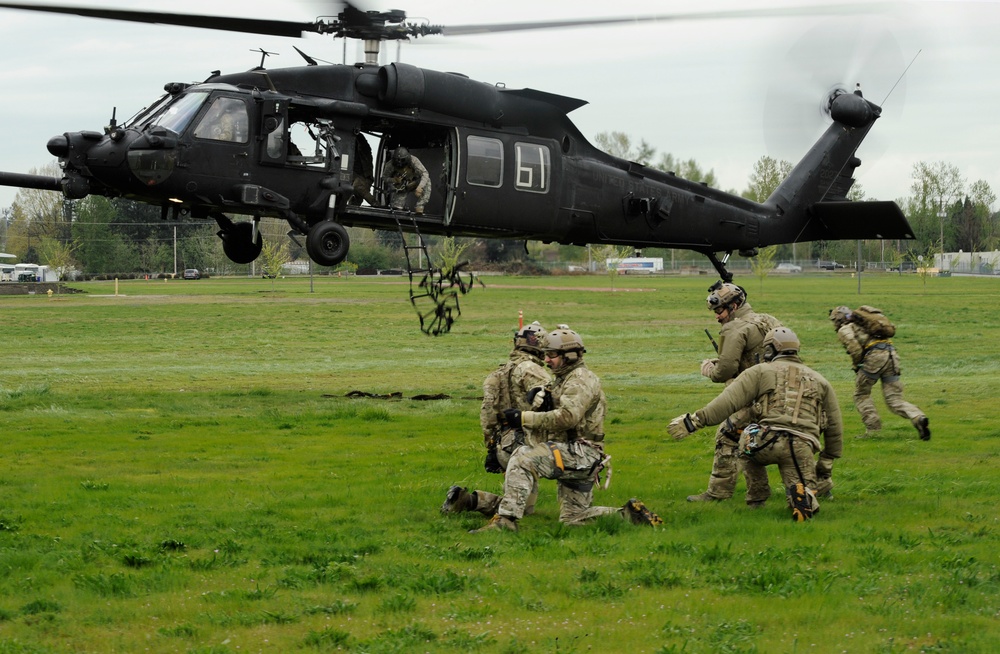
[667,413,703,440]
[501,409,523,430]
[815,454,835,480]
[700,358,718,378]
[527,386,553,411]
[484,446,503,474]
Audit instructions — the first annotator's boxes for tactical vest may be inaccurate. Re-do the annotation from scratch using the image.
[759,363,824,433]
[483,361,517,414]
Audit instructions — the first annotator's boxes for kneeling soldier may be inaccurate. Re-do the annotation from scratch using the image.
[667,328,843,521]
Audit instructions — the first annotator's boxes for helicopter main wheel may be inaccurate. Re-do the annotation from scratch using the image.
[220,221,263,264]
[306,221,350,267]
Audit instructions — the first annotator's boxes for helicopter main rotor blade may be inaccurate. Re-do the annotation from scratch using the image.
[437,4,900,37]
[0,3,319,38]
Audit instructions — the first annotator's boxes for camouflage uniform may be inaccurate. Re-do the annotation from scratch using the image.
[833,311,928,439]
[468,350,552,516]
[695,300,782,501]
[672,340,843,518]
[381,149,431,213]
[497,358,619,525]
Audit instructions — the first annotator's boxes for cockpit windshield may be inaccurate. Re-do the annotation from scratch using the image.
[144,92,209,135]
[125,93,172,129]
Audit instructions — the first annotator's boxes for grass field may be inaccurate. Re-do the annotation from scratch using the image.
[0,272,997,653]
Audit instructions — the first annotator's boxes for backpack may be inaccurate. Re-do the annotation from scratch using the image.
[851,305,896,338]
[743,312,784,368]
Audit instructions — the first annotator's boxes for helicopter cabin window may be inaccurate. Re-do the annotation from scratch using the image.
[148,92,208,135]
[193,97,249,143]
[514,142,550,193]
[264,116,288,160]
[466,136,503,187]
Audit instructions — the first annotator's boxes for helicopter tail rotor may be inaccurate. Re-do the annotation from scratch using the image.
[763,15,908,173]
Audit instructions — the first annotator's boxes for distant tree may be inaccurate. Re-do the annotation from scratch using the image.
[7,163,67,262]
[71,196,138,275]
[594,131,719,186]
[259,238,289,288]
[908,161,965,252]
[743,156,793,203]
[750,245,778,294]
[654,154,718,186]
[137,236,172,275]
[592,244,633,292]
[593,131,655,165]
[38,236,77,284]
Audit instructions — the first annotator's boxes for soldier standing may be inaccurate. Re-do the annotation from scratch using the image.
[668,328,843,521]
[470,327,662,532]
[829,306,930,440]
[678,282,782,504]
[381,147,431,214]
[441,321,552,517]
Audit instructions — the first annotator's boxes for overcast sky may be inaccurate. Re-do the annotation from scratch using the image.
[1,0,998,211]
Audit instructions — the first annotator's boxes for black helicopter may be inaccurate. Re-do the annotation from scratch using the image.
[0,2,914,287]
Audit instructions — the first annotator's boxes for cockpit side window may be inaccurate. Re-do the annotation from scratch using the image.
[148,92,208,135]
[193,97,249,143]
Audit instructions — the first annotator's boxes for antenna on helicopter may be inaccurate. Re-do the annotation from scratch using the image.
[293,46,318,66]
[252,48,278,69]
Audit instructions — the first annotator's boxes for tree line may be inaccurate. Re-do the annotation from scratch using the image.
[2,139,997,278]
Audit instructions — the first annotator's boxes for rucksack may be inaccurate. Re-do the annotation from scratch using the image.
[743,312,784,367]
[851,305,896,338]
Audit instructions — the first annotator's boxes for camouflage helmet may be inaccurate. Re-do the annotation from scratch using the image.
[543,327,586,354]
[829,306,852,329]
[763,327,800,361]
[513,321,547,354]
[706,282,746,312]
[392,146,410,165]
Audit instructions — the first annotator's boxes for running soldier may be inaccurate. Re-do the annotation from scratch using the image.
[829,305,930,440]
[471,326,662,532]
[668,327,843,521]
[678,281,783,504]
[441,321,552,517]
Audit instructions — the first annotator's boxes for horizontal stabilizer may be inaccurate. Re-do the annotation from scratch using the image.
[795,201,914,242]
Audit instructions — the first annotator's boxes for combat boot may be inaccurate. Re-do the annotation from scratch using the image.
[686,491,724,503]
[622,498,663,526]
[786,483,817,522]
[440,486,476,514]
[914,416,931,441]
[746,500,767,509]
[469,514,517,533]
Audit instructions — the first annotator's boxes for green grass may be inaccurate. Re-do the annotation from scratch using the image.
[0,272,997,653]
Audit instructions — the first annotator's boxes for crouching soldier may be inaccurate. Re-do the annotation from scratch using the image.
[471,326,662,532]
[442,321,551,517]
[667,328,843,521]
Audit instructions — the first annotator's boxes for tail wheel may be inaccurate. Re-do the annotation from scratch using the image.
[219,221,263,264]
[306,221,350,266]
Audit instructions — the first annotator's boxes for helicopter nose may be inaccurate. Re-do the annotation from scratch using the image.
[47,134,69,158]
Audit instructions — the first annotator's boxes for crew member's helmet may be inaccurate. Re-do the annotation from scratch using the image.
[393,147,410,166]
[829,306,852,329]
[514,321,547,354]
[763,327,801,361]
[543,327,586,356]
[706,282,746,312]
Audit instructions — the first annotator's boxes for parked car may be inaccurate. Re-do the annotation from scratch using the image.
[889,261,916,272]
[818,260,846,270]
[775,263,803,273]
[183,269,200,279]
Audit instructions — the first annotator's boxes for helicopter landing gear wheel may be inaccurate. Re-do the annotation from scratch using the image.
[306,221,350,267]
[219,221,263,264]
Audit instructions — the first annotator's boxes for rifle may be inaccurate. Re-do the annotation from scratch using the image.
[705,328,719,353]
